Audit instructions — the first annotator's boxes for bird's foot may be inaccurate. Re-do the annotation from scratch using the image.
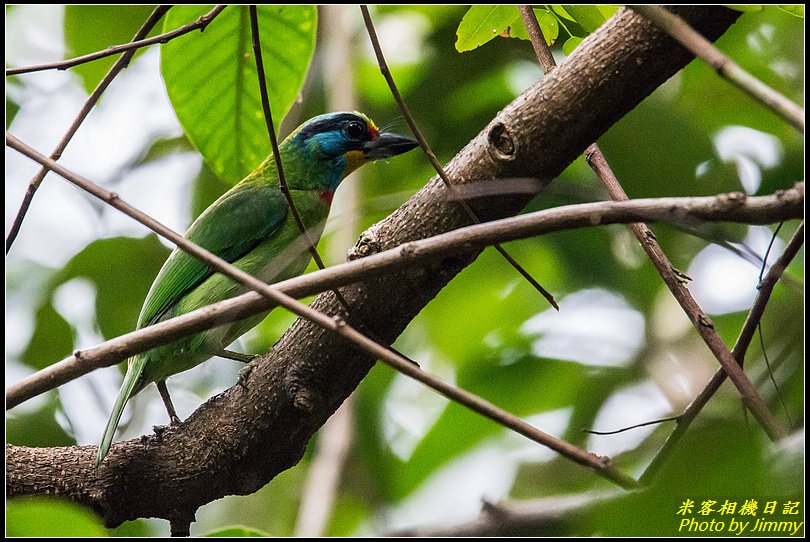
[237,363,255,390]
[152,424,170,441]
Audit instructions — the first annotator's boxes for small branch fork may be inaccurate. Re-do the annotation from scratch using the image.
[5,5,227,254]
[518,5,788,443]
[641,221,804,482]
[5,6,227,76]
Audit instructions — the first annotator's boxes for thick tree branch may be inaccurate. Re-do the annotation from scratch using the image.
[7,6,746,528]
[7,185,802,409]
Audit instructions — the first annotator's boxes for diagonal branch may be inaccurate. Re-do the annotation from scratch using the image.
[641,221,805,482]
[518,5,785,441]
[6,184,801,410]
[5,5,227,76]
[629,5,804,133]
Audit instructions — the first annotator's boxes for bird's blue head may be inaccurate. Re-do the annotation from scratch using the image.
[285,112,418,194]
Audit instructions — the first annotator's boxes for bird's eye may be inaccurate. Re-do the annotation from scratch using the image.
[345,120,366,140]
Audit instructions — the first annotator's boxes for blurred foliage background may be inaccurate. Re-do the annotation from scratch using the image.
[5,5,804,536]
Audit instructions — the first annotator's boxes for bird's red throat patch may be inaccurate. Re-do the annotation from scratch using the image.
[318,189,334,205]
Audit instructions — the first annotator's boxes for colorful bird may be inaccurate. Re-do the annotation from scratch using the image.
[96,112,418,466]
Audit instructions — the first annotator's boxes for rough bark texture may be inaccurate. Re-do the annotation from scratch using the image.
[6,6,742,528]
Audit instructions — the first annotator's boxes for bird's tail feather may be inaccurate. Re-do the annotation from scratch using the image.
[95,357,146,467]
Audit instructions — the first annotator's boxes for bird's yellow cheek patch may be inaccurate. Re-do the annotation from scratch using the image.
[343,150,367,176]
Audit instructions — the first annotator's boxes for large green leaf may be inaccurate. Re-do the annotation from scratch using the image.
[455,6,517,52]
[455,5,558,52]
[161,5,317,184]
[64,5,158,93]
[6,497,107,537]
[562,4,616,33]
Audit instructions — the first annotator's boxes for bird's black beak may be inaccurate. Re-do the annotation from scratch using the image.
[362,132,419,159]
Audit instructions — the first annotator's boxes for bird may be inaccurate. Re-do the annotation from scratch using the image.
[95,111,418,466]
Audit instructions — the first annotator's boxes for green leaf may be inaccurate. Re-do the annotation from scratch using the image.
[162,5,317,184]
[777,5,804,17]
[550,5,576,22]
[52,236,171,341]
[455,5,517,52]
[64,5,158,93]
[563,36,584,55]
[6,497,107,537]
[6,75,22,128]
[203,526,271,537]
[562,4,611,33]
[6,395,75,447]
[726,5,764,12]
[20,303,75,371]
[510,8,560,44]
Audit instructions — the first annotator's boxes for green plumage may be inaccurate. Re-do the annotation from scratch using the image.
[96,112,417,466]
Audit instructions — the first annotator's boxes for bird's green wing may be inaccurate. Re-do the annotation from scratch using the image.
[138,183,289,328]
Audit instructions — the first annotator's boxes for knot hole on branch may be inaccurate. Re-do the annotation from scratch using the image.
[487,122,517,162]
[348,230,382,261]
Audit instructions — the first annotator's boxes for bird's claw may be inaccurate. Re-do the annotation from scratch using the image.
[237,363,254,390]
[152,424,169,440]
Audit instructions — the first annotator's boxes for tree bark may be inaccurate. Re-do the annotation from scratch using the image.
[6,6,742,528]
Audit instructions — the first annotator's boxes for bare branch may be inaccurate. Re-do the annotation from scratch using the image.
[518,6,556,73]
[630,5,804,132]
[5,5,176,253]
[7,184,802,410]
[518,5,785,440]
[392,491,621,536]
[641,221,805,483]
[5,6,227,76]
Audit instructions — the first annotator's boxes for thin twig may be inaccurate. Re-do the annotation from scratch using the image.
[248,5,419,370]
[630,5,804,133]
[520,6,786,441]
[248,6,322,268]
[757,324,793,427]
[583,415,680,436]
[6,182,802,409]
[641,221,804,483]
[5,5,227,76]
[392,491,620,537]
[519,6,556,73]
[359,5,559,310]
[6,132,638,490]
[295,7,359,536]
[5,5,226,254]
